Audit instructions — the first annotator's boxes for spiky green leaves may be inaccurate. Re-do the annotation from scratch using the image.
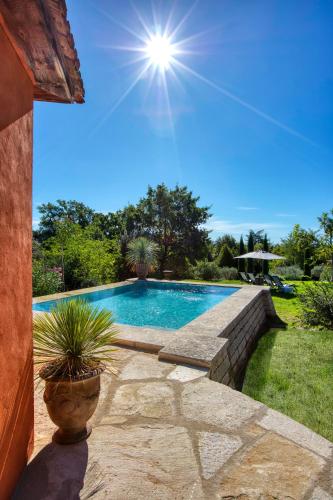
[33,299,118,380]
[126,237,158,269]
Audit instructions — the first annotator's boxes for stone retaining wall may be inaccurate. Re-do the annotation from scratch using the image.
[158,285,277,389]
[208,288,276,387]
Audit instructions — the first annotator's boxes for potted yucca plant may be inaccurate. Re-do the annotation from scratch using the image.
[126,237,158,279]
[33,299,117,444]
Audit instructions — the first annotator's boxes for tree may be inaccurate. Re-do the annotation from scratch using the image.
[303,248,312,277]
[44,221,120,290]
[216,244,234,268]
[279,224,318,272]
[92,212,123,240]
[214,234,237,257]
[318,209,333,281]
[237,235,246,272]
[247,229,267,274]
[249,229,265,246]
[247,231,254,273]
[36,200,95,241]
[121,184,211,275]
[263,233,269,274]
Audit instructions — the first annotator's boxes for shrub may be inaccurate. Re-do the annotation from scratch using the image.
[299,282,333,329]
[216,245,234,268]
[44,223,121,290]
[311,265,323,281]
[320,266,333,282]
[33,261,62,297]
[220,266,239,280]
[190,260,222,281]
[275,265,303,280]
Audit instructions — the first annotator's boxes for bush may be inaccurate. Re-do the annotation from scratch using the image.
[216,245,234,268]
[33,261,62,297]
[299,282,333,329]
[190,260,222,281]
[320,266,333,282]
[220,266,239,280]
[275,265,303,280]
[311,265,323,281]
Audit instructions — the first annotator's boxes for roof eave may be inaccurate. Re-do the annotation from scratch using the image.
[0,0,84,104]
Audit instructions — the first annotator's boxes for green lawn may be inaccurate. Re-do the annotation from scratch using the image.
[185,279,333,441]
[242,328,333,441]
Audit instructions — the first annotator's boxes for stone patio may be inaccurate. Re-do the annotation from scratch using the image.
[14,348,333,499]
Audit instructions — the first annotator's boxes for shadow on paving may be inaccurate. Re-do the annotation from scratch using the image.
[13,440,91,500]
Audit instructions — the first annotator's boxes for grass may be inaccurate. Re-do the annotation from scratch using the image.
[185,278,333,441]
[242,328,333,442]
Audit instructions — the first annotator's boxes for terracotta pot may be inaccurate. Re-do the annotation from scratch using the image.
[42,371,102,445]
[135,262,149,279]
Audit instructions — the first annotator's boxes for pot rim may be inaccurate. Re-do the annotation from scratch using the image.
[39,363,105,382]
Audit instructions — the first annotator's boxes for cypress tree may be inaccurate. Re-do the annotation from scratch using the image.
[263,233,269,274]
[238,235,245,272]
[247,231,254,273]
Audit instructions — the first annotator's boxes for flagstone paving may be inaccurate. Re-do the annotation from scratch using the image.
[14,348,333,499]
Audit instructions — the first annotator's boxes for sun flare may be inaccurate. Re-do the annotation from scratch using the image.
[95,3,308,144]
[145,34,175,70]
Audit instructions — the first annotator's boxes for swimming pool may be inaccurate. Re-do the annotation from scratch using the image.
[33,281,238,330]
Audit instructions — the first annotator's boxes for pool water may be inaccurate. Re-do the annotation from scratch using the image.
[33,281,237,330]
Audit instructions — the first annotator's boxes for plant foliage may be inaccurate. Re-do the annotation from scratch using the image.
[33,299,118,380]
[275,265,303,280]
[190,260,222,281]
[216,244,234,268]
[311,265,323,280]
[318,209,333,281]
[44,221,120,290]
[320,266,333,282]
[126,184,211,273]
[33,261,62,297]
[219,266,239,280]
[299,283,333,329]
[238,236,246,272]
[126,237,158,269]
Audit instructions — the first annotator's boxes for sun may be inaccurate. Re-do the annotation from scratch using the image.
[145,34,175,70]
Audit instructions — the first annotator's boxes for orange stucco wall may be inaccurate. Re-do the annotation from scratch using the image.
[0,24,34,499]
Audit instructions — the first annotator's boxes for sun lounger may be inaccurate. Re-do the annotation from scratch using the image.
[271,275,296,292]
[264,274,295,293]
[239,272,251,283]
[247,273,257,284]
[264,274,275,287]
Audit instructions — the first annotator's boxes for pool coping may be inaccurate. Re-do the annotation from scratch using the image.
[33,279,275,373]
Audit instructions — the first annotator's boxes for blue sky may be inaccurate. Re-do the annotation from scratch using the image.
[33,0,333,242]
